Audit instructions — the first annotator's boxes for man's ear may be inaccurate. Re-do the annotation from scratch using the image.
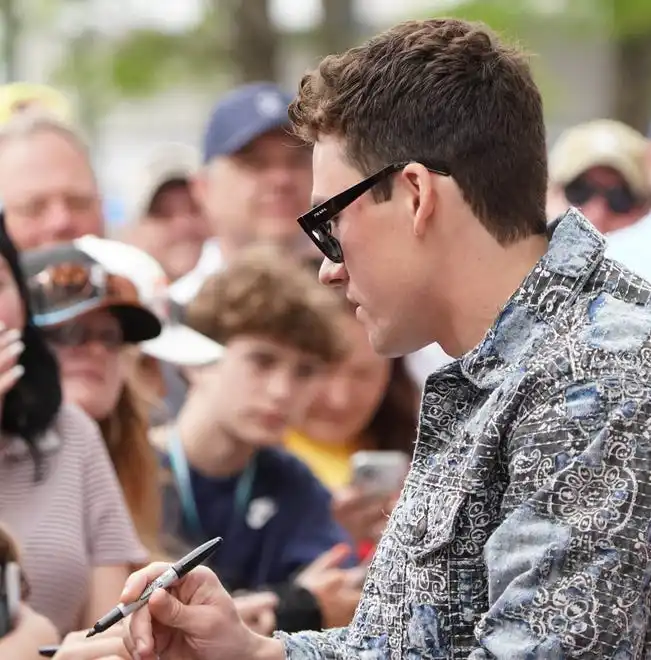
[400,163,438,238]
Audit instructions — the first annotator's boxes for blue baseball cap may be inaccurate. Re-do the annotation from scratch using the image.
[202,82,294,164]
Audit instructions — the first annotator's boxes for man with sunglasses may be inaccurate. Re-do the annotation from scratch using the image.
[123,17,651,660]
[547,118,651,234]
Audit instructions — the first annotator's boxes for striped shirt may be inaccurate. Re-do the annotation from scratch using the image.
[0,403,146,634]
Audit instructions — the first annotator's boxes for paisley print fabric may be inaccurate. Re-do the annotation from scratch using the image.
[276,209,651,659]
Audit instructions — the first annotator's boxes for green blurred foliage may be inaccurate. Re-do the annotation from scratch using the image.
[423,0,651,41]
[53,2,228,100]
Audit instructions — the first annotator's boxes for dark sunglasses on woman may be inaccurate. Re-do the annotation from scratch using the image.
[43,322,124,350]
[564,176,641,215]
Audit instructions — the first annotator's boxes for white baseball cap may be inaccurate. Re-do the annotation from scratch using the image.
[74,235,224,366]
[549,119,651,199]
[126,143,199,222]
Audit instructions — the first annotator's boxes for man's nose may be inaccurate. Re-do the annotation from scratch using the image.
[319,258,349,287]
[45,203,76,237]
[267,162,296,189]
[266,369,293,404]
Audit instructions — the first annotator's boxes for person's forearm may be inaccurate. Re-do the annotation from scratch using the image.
[0,623,59,660]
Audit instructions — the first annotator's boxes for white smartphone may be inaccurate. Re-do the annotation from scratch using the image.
[350,450,410,496]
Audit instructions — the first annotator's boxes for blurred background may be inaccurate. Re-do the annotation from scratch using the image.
[1,0,650,229]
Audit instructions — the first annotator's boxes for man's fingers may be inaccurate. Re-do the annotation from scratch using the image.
[147,588,193,631]
[127,599,155,657]
[120,562,171,603]
[307,543,351,572]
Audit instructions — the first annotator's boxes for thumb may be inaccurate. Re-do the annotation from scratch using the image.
[147,588,194,631]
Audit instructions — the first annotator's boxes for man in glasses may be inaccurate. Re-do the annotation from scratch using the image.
[547,118,651,234]
[0,112,104,251]
[123,17,651,660]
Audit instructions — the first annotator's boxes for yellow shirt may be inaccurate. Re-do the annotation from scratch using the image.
[285,430,358,491]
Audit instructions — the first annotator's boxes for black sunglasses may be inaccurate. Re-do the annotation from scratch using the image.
[564,177,640,215]
[44,322,124,350]
[297,161,451,263]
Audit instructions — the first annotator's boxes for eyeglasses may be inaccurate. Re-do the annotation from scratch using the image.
[27,262,140,327]
[564,177,641,215]
[43,322,124,350]
[297,161,452,263]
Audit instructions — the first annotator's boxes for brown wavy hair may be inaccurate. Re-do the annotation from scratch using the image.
[99,375,161,554]
[185,244,346,364]
[363,356,419,455]
[288,18,547,244]
[303,257,419,454]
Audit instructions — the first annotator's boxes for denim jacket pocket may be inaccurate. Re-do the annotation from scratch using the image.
[396,484,469,561]
[396,450,492,562]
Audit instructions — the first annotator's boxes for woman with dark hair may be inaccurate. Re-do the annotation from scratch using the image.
[286,298,419,546]
[0,215,146,637]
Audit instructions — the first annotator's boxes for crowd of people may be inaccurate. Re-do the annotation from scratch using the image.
[0,15,651,660]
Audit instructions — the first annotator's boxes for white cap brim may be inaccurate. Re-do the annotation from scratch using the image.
[141,323,224,367]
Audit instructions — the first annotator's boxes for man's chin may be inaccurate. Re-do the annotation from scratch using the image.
[366,321,421,359]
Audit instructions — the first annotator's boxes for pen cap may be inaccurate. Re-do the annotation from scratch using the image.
[172,536,222,577]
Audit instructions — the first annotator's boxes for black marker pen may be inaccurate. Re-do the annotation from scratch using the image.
[86,536,222,638]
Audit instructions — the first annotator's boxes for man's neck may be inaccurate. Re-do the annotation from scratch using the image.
[439,232,550,358]
[178,418,256,479]
[216,238,237,266]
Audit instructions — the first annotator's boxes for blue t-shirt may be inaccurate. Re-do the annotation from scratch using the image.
[159,447,354,591]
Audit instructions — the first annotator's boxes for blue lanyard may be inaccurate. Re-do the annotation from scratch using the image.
[167,428,257,539]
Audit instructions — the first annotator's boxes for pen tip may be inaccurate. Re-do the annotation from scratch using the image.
[86,629,96,638]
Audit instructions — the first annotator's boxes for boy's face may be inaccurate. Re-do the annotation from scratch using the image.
[196,335,322,447]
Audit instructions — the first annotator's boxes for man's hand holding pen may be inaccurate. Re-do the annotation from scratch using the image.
[121,562,284,660]
[41,537,286,660]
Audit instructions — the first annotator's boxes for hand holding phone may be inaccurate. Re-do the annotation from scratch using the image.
[350,451,409,496]
[332,451,408,544]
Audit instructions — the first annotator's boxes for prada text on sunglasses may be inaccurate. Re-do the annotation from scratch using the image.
[564,177,641,215]
[297,161,451,263]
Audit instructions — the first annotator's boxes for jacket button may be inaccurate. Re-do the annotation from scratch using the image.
[414,514,428,539]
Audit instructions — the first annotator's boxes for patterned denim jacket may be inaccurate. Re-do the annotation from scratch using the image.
[276,209,651,659]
